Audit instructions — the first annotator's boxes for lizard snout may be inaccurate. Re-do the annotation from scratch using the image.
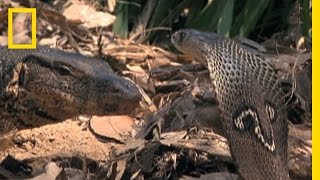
[98,76,142,115]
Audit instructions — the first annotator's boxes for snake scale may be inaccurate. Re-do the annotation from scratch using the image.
[171,29,290,180]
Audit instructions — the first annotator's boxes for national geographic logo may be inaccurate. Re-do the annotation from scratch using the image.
[8,8,36,49]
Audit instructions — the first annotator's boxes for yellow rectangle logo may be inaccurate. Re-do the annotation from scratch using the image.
[8,8,37,49]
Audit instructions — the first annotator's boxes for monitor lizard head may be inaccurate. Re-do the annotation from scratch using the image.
[3,48,141,126]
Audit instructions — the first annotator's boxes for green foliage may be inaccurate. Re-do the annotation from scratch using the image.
[112,2,129,38]
[231,0,270,37]
[111,0,311,41]
[148,0,176,28]
[217,0,234,37]
[299,0,311,38]
[185,0,234,37]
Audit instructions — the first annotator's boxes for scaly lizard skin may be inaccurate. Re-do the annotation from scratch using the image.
[171,29,289,180]
[0,47,141,137]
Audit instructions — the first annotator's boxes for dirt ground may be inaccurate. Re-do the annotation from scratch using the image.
[0,119,118,162]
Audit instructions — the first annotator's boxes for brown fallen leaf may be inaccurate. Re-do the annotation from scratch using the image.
[63,0,116,28]
[89,115,135,143]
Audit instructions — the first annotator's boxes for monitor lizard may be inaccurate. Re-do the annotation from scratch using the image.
[0,47,142,137]
[171,29,290,180]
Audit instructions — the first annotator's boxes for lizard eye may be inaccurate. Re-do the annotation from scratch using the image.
[57,65,71,76]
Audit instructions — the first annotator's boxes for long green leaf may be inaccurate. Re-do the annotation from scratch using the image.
[300,0,311,38]
[113,2,129,38]
[232,0,270,37]
[217,0,234,37]
[186,0,234,35]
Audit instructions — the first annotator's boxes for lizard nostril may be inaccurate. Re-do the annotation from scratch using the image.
[18,65,26,86]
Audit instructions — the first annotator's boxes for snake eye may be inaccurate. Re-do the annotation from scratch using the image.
[57,65,71,76]
[171,30,189,45]
[179,32,187,40]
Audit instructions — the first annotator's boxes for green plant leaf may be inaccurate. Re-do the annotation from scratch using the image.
[300,0,311,38]
[217,0,234,37]
[113,2,129,38]
[232,0,270,37]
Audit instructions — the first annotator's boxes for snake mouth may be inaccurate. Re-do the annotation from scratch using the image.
[104,103,118,114]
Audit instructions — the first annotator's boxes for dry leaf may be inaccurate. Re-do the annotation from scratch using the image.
[63,0,116,28]
[90,115,135,142]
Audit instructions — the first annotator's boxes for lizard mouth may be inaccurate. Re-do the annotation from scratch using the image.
[104,103,118,113]
[103,99,139,115]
